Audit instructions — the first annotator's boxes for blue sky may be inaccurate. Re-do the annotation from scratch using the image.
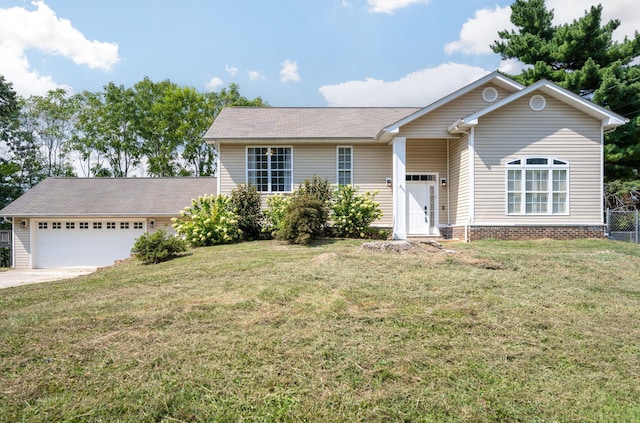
[0,0,637,107]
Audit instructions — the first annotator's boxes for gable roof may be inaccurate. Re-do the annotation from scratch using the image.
[447,79,629,134]
[0,177,217,217]
[203,107,420,141]
[382,71,525,134]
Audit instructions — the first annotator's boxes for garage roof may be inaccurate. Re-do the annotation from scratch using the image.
[0,177,218,217]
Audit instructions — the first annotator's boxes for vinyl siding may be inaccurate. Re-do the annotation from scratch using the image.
[218,142,393,226]
[399,84,513,138]
[353,144,393,227]
[448,136,469,226]
[13,218,31,269]
[406,139,448,226]
[148,218,176,235]
[473,94,603,224]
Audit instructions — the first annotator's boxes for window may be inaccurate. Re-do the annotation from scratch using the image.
[337,146,352,185]
[506,158,568,215]
[134,222,143,230]
[38,222,48,229]
[247,147,292,192]
[93,222,102,229]
[120,222,130,229]
[66,222,75,229]
[79,222,89,229]
[52,222,62,229]
[107,222,116,229]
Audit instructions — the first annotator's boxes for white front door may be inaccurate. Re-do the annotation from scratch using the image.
[407,180,438,236]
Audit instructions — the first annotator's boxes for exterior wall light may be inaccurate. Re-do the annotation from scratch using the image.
[386,177,392,187]
[441,178,447,187]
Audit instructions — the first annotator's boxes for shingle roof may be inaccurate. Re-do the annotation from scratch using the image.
[0,177,218,217]
[203,107,420,140]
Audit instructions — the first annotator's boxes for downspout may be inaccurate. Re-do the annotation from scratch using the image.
[446,138,450,226]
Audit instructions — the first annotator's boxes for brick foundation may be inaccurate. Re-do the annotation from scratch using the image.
[439,225,606,241]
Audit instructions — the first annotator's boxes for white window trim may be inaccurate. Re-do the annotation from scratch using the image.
[246,146,294,193]
[505,157,570,216]
[336,145,353,186]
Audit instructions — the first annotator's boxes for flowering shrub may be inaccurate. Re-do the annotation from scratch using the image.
[262,194,291,238]
[172,194,241,247]
[331,185,382,238]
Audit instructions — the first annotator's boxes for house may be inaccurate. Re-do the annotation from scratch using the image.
[0,177,216,269]
[204,72,627,241]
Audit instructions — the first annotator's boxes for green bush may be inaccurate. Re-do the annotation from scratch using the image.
[331,185,382,238]
[231,184,262,240]
[295,175,332,204]
[131,229,187,264]
[172,194,242,247]
[277,194,328,244]
[262,194,291,238]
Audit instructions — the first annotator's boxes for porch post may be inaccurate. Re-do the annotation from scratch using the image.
[392,136,407,240]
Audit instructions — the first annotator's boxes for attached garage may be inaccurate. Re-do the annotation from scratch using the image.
[1,177,217,269]
[32,219,147,268]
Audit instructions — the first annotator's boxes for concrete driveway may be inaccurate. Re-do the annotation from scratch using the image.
[0,268,97,289]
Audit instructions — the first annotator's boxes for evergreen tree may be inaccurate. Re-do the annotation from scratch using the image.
[492,0,640,182]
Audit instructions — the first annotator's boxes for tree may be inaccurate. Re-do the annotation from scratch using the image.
[492,0,640,182]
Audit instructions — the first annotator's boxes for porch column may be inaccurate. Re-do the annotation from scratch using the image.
[392,136,407,240]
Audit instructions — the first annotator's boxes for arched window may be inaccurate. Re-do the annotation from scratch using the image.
[506,158,568,215]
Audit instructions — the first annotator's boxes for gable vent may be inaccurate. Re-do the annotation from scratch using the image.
[482,87,498,103]
[529,94,546,111]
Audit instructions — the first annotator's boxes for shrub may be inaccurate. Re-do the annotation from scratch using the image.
[262,194,291,238]
[331,185,382,238]
[277,194,328,244]
[172,194,242,247]
[131,229,187,264]
[295,175,332,204]
[231,184,262,240]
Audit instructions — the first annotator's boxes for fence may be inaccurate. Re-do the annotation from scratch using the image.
[607,209,639,243]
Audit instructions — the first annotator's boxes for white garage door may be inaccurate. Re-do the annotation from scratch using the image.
[33,220,146,268]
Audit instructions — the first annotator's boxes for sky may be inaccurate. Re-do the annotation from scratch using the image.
[0,0,638,107]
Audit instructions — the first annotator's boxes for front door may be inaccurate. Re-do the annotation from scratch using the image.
[407,179,438,236]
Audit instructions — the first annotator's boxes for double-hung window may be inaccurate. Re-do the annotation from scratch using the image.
[506,158,568,214]
[247,147,292,192]
[337,146,352,185]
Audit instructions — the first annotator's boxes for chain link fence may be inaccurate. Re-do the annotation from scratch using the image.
[607,209,639,243]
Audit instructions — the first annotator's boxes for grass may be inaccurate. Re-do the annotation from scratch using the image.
[1,238,640,422]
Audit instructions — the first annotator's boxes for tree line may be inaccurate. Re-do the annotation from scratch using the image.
[0,76,266,208]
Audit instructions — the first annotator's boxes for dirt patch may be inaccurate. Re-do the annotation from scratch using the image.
[361,240,453,254]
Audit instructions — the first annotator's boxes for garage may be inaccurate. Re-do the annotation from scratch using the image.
[33,219,145,268]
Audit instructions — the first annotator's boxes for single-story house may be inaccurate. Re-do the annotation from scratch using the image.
[0,177,216,269]
[204,71,627,241]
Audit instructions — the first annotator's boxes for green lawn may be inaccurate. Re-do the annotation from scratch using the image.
[1,239,639,422]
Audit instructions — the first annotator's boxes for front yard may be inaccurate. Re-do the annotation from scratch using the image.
[1,239,639,422]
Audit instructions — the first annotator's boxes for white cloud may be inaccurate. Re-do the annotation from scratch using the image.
[444,5,513,55]
[0,1,119,96]
[445,0,640,57]
[319,62,489,106]
[280,60,300,83]
[248,70,265,81]
[225,65,238,76]
[205,77,224,91]
[367,0,430,14]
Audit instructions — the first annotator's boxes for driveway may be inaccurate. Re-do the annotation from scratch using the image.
[0,268,97,289]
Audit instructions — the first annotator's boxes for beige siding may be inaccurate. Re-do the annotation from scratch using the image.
[473,94,603,224]
[353,144,393,227]
[13,218,31,269]
[406,139,448,225]
[448,136,469,226]
[218,142,393,227]
[218,144,246,195]
[148,218,176,235]
[399,84,512,138]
